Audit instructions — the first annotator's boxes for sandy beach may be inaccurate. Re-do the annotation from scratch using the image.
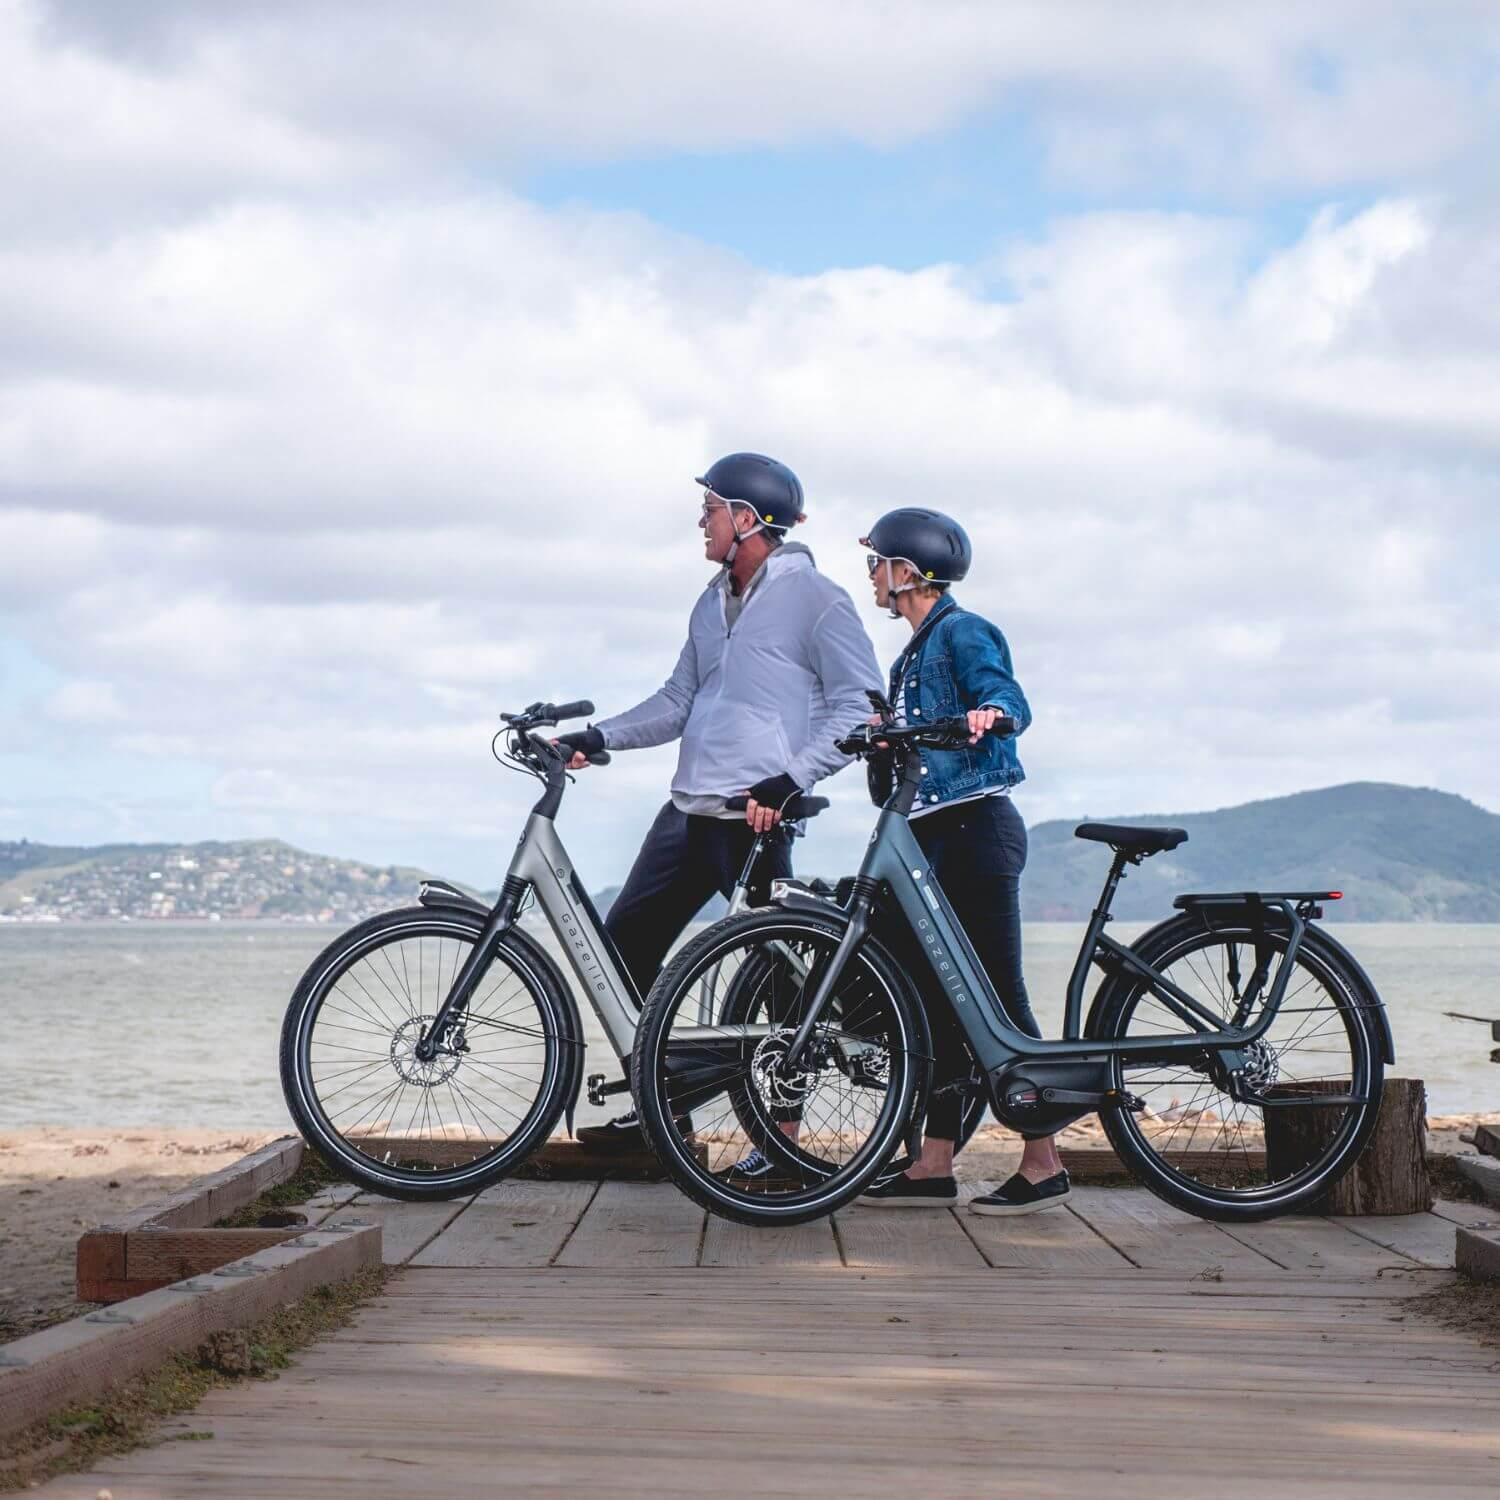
[3,1114,1495,1344]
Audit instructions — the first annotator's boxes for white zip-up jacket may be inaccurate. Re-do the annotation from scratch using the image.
[595,544,881,800]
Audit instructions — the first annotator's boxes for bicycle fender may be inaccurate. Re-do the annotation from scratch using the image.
[1302,925,1396,1066]
[417,879,490,920]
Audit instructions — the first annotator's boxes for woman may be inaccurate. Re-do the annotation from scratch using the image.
[856,508,1069,1215]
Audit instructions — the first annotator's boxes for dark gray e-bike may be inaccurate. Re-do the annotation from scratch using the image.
[631,711,1394,1226]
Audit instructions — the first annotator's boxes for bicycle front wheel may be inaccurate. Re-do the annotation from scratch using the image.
[1087,915,1384,1221]
[633,909,926,1226]
[280,907,576,1200]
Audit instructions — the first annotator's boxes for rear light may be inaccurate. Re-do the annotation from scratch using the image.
[1329,891,1343,900]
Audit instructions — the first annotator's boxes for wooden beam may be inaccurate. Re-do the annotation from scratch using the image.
[5,1224,380,1441]
[77,1136,305,1302]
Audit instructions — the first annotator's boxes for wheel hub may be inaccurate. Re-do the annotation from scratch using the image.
[751,1030,822,1109]
[390,1015,462,1087]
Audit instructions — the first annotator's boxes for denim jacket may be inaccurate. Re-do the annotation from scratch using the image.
[870,593,1031,810]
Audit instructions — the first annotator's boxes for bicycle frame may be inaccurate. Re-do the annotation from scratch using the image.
[414,734,787,1068]
[780,752,1310,1083]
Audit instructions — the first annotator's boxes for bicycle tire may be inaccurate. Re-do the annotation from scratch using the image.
[1086,913,1384,1222]
[633,908,927,1226]
[280,906,577,1201]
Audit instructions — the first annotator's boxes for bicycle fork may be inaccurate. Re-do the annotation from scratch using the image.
[413,877,527,1063]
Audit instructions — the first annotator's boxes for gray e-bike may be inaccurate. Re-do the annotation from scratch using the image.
[631,710,1393,1226]
[278,699,986,1199]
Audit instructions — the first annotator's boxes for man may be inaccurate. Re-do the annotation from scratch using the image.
[555,452,881,1152]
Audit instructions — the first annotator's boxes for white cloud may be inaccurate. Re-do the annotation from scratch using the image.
[7,0,1500,250]
[3,181,1498,882]
[2,1,1497,882]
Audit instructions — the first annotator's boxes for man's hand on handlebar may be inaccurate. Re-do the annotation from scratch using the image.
[553,725,605,771]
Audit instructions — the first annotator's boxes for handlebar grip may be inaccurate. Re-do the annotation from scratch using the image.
[725,793,827,818]
[550,699,594,722]
[587,750,611,766]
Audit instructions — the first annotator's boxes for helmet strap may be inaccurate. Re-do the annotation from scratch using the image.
[722,502,772,572]
[883,558,917,619]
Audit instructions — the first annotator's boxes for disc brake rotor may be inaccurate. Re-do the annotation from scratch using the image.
[750,1030,822,1110]
[390,1014,462,1087]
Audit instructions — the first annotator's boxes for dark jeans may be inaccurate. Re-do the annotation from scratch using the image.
[605,802,793,1000]
[911,794,1038,1140]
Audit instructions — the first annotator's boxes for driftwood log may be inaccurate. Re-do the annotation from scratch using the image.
[1264,1076,1430,1216]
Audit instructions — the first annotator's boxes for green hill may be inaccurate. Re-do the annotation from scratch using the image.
[4,782,1496,923]
[1021,782,1500,921]
[0,838,436,922]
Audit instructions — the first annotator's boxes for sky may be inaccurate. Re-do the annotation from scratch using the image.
[2,0,1499,890]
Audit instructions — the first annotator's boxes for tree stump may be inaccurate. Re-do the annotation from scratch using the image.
[1264,1076,1430,1216]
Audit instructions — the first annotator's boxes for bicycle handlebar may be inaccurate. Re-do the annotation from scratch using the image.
[835,714,1016,758]
[501,699,594,730]
[526,732,610,768]
[724,793,831,819]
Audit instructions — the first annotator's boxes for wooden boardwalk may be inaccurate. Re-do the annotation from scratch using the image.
[47,1183,1500,1497]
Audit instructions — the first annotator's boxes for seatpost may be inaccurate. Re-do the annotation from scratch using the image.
[1062,850,1130,1039]
[728,829,771,914]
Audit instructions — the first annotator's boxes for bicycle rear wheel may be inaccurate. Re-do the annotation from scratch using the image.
[280,907,576,1200]
[633,909,926,1226]
[1087,915,1383,1221]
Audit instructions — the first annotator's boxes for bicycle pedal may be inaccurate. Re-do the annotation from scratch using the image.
[586,1073,607,1108]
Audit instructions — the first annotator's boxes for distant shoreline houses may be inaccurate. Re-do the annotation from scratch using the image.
[0,840,416,924]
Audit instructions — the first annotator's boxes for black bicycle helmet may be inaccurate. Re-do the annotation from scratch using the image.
[696,452,805,531]
[862,507,972,583]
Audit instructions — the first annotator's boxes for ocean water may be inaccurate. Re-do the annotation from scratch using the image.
[1,921,1496,1130]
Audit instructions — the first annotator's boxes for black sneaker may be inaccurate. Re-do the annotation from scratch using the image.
[859,1174,958,1208]
[724,1148,798,1187]
[968,1170,1071,1217]
[575,1109,691,1153]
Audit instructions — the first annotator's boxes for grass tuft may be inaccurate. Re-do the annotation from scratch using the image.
[213,1149,349,1228]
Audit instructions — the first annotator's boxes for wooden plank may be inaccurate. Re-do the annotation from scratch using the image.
[1335,1211,1458,1268]
[837,1203,987,1270]
[338,1198,471,1265]
[553,1182,704,1268]
[46,1268,1500,1497]
[1429,1197,1500,1229]
[1065,1187,1281,1275]
[960,1196,1135,1272]
[410,1181,596,1267]
[1215,1215,1420,1275]
[125,1227,302,1285]
[101,1136,305,1233]
[700,1213,841,1269]
[77,1137,308,1300]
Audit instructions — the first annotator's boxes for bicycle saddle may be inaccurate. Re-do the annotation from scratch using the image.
[1074,822,1187,855]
